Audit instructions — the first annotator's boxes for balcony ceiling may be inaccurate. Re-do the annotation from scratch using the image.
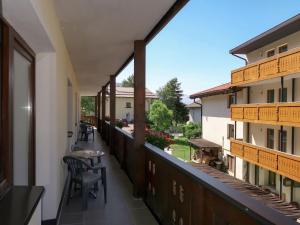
[53,0,177,95]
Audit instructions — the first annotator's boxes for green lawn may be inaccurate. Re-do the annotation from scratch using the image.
[170,137,195,161]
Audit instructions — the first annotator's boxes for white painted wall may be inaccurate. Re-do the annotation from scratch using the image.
[4,0,80,221]
[202,92,243,151]
[28,201,41,225]
[201,92,244,180]
[188,108,201,123]
[105,97,153,121]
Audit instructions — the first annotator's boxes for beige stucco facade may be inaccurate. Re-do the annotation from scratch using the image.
[233,27,300,204]
[201,92,244,179]
[105,97,154,121]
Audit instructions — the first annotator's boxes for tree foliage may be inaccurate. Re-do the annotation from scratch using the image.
[81,96,95,115]
[183,123,201,139]
[121,74,134,87]
[148,100,173,131]
[157,78,188,124]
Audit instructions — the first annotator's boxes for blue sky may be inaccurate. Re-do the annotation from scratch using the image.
[117,0,300,96]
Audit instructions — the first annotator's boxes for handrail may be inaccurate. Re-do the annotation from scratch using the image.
[231,139,300,182]
[231,102,300,127]
[231,47,300,86]
[144,143,298,225]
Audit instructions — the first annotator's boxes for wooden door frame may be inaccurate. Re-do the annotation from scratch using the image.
[0,18,36,196]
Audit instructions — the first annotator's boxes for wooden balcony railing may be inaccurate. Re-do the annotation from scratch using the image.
[231,139,300,182]
[231,102,300,127]
[101,123,299,225]
[81,115,97,126]
[231,47,300,86]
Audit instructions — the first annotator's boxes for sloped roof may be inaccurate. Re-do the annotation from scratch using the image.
[186,101,201,108]
[190,82,232,99]
[230,13,300,54]
[107,87,157,98]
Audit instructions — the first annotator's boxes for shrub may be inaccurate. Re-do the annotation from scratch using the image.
[116,120,123,128]
[148,100,173,131]
[174,137,189,145]
[170,123,185,133]
[183,123,201,139]
[145,129,173,150]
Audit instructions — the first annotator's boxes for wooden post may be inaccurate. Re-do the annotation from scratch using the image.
[97,91,101,133]
[94,95,97,126]
[133,40,146,197]
[101,86,106,138]
[110,75,116,154]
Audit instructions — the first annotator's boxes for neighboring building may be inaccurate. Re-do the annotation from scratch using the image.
[190,83,244,178]
[186,101,201,123]
[106,87,157,121]
[230,14,300,204]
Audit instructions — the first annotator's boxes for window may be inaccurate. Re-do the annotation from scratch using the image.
[279,88,287,102]
[278,130,287,152]
[278,44,288,54]
[268,171,276,188]
[267,89,275,103]
[227,124,235,139]
[0,19,36,196]
[267,129,275,149]
[227,94,236,108]
[227,155,234,172]
[266,49,275,57]
[125,102,131,108]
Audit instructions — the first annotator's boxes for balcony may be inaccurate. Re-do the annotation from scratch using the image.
[90,121,300,225]
[231,47,300,86]
[231,102,300,127]
[231,139,300,183]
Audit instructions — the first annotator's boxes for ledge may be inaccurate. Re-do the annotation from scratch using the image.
[0,186,44,225]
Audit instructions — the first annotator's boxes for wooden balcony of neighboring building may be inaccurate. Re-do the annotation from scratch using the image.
[230,139,300,183]
[231,102,300,127]
[231,47,300,86]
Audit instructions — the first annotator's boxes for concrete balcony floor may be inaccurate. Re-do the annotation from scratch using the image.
[59,131,158,225]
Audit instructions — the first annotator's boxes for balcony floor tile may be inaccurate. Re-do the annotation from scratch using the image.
[59,131,158,225]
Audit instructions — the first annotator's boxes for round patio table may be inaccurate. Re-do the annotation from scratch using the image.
[70,149,105,198]
[70,150,105,165]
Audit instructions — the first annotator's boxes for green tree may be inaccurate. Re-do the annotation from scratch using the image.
[121,74,134,87]
[148,100,173,131]
[81,96,95,115]
[157,78,188,124]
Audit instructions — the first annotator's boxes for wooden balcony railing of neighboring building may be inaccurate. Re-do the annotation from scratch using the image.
[101,121,299,225]
[81,115,97,126]
[231,47,300,86]
[231,139,300,183]
[231,102,300,127]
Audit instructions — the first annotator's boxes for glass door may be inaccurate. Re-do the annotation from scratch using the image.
[12,42,34,186]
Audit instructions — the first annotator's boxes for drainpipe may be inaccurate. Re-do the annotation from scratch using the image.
[231,53,248,65]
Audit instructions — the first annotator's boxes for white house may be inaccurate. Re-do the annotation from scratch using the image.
[190,83,244,178]
[230,14,300,204]
[186,101,202,123]
[106,87,157,121]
